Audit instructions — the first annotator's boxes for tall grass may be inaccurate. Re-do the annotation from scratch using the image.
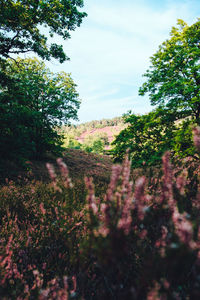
[0,130,200,299]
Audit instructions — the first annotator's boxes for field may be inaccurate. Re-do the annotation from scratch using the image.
[1,141,200,299]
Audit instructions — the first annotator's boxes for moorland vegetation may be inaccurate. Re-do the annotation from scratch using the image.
[62,117,125,154]
[0,1,200,299]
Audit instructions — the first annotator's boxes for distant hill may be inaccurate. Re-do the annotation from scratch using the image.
[0,148,113,189]
[62,116,126,153]
[76,125,123,150]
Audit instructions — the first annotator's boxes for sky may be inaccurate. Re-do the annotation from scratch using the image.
[46,0,200,124]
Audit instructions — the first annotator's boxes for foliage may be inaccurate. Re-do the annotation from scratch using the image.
[64,136,82,150]
[70,116,125,132]
[0,0,86,167]
[0,57,80,161]
[0,163,84,299]
[0,130,200,299]
[173,119,197,158]
[63,116,125,138]
[112,108,176,167]
[139,19,200,122]
[113,19,200,166]
[0,0,87,62]
[82,137,105,154]
[82,151,200,299]
[63,132,109,154]
[63,116,125,154]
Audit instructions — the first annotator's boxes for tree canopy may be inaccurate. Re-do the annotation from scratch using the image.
[0,58,80,160]
[139,19,200,122]
[112,19,200,166]
[112,109,176,167]
[0,0,87,62]
[0,1,86,164]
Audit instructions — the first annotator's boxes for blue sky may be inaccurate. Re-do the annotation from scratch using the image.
[46,0,200,123]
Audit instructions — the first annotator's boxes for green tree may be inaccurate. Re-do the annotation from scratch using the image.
[0,57,80,159]
[139,19,200,123]
[173,119,197,158]
[92,139,104,154]
[112,109,176,167]
[112,19,200,167]
[82,135,105,154]
[0,0,87,62]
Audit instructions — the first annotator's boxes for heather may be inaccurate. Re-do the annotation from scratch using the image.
[1,130,200,299]
[62,117,126,154]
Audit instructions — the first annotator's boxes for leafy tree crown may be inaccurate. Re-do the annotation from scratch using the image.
[0,0,87,62]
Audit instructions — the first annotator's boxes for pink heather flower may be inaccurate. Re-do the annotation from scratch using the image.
[161,226,168,241]
[39,203,46,215]
[6,234,13,254]
[155,226,168,256]
[193,127,200,151]
[138,229,147,239]
[176,170,187,195]
[172,207,194,247]
[117,215,132,235]
[162,152,174,208]
[85,177,98,215]
[70,276,77,295]
[105,164,122,202]
[85,177,94,203]
[96,225,110,237]
[91,203,98,214]
[117,183,133,235]
[147,281,160,300]
[46,163,57,182]
[56,158,73,188]
[100,203,107,214]
[134,176,146,220]
[163,279,170,290]
[93,203,110,237]
[85,176,103,237]
[134,176,145,201]
[63,276,68,290]
[121,154,131,191]
[46,163,62,192]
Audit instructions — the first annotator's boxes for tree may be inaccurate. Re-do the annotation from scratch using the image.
[139,19,200,123]
[112,109,176,167]
[112,19,200,167]
[173,119,195,158]
[82,135,105,154]
[0,0,87,63]
[0,57,80,159]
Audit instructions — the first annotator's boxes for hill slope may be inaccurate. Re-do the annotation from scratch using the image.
[63,116,126,152]
[0,149,113,187]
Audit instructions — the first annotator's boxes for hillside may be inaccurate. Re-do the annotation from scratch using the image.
[0,148,113,188]
[0,117,125,184]
[63,116,126,152]
[0,118,123,185]
[77,125,122,148]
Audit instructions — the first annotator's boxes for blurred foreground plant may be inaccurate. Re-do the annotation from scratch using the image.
[0,130,200,299]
